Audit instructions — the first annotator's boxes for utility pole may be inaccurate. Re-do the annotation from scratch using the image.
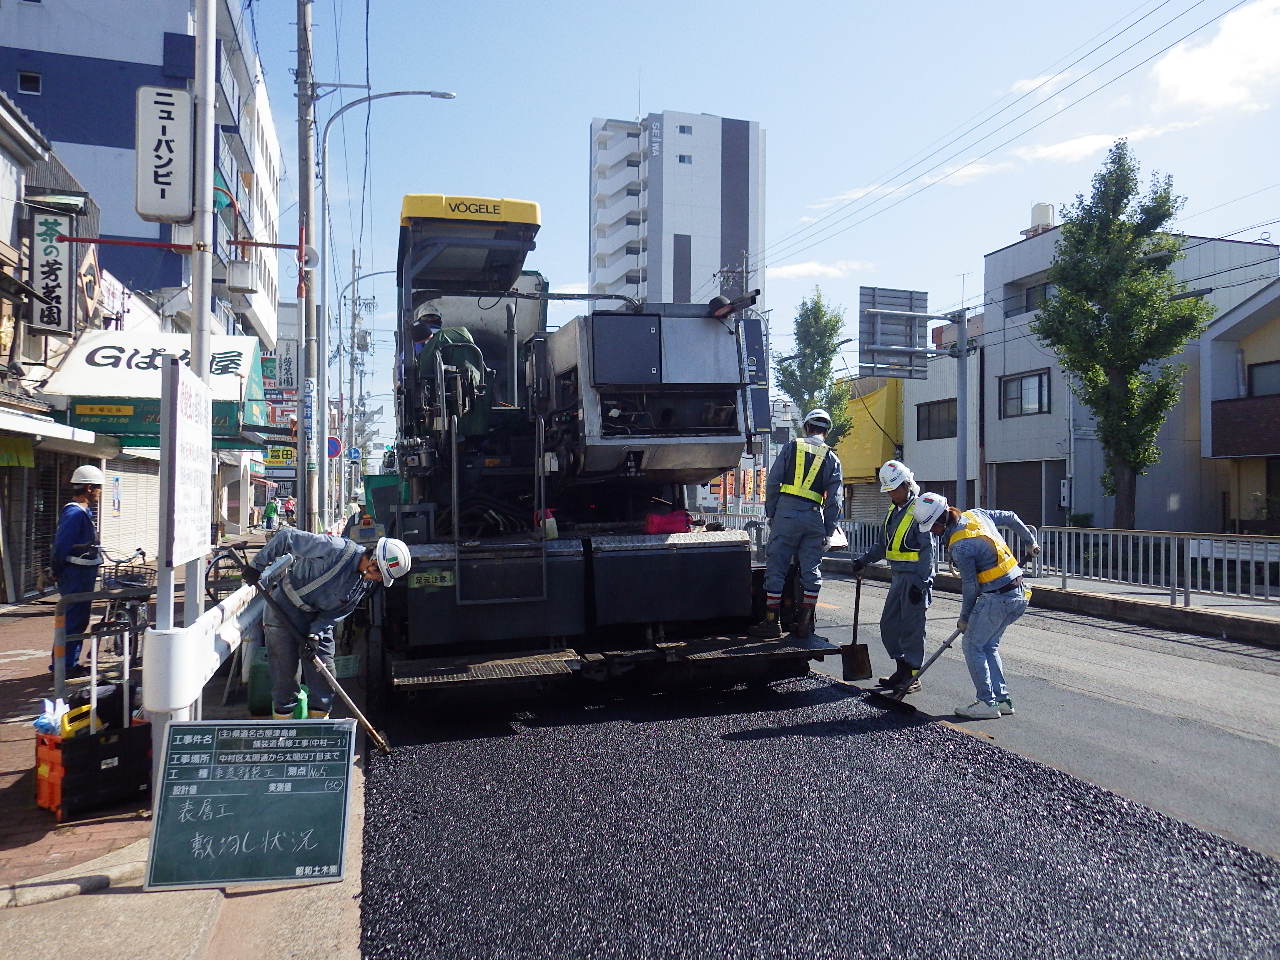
[297,0,320,532]
[345,250,359,510]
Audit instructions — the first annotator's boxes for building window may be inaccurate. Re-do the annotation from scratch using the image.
[1000,368,1051,418]
[17,72,41,95]
[678,124,693,134]
[916,399,957,440]
[1024,282,1054,314]
[1247,360,1280,397]
[625,215,642,226]
[678,154,693,164]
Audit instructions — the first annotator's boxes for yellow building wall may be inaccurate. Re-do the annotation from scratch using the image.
[834,379,902,483]
[1240,319,1280,367]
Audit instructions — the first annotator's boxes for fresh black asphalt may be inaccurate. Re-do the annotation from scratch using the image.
[361,678,1280,960]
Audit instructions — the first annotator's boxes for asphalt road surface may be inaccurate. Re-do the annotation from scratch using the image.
[812,572,1280,857]
[362,602,1280,960]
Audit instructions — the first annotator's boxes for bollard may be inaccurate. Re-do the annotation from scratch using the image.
[52,599,66,700]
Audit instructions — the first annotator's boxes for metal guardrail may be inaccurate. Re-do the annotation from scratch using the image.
[1039,526,1280,606]
[698,514,1280,607]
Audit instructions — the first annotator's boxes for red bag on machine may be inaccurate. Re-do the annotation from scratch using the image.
[644,510,691,534]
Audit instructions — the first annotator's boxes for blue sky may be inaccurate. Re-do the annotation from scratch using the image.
[248,0,1280,447]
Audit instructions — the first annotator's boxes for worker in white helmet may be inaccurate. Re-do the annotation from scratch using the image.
[848,459,934,693]
[748,408,843,640]
[49,465,106,677]
[914,492,1040,720]
[244,529,412,719]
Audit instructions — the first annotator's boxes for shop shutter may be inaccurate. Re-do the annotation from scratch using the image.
[99,457,162,563]
[845,482,886,523]
[3,449,80,597]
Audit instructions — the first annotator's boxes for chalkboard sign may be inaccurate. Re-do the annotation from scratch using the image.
[145,719,356,891]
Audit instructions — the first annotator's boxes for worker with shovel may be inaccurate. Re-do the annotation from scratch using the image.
[242,529,412,720]
[849,460,934,694]
[913,493,1039,720]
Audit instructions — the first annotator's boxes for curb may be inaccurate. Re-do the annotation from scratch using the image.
[1,858,145,908]
[821,558,1280,649]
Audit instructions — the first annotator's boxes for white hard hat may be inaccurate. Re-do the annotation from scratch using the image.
[878,459,914,493]
[803,408,832,430]
[374,537,412,586]
[70,464,105,486]
[915,492,949,531]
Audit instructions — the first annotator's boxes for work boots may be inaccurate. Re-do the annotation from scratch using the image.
[877,659,921,692]
[748,610,783,639]
[792,603,816,639]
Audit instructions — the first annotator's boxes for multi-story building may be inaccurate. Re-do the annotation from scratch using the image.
[903,207,1279,531]
[589,111,764,304]
[0,0,282,346]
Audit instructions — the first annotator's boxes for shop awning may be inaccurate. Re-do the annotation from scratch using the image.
[42,330,271,450]
[0,270,49,305]
[0,407,98,445]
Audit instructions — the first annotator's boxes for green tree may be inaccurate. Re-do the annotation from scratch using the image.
[1033,140,1214,530]
[774,287,853,447]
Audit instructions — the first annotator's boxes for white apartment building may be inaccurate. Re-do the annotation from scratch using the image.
[589,110,764,304]
[903,209,1278,532]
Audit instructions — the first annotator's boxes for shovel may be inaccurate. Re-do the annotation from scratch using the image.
[838,543,872,681]
[236,554,392,755]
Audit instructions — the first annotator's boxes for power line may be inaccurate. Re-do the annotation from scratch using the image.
[761,0,1239,270]
[755,0,1182,265]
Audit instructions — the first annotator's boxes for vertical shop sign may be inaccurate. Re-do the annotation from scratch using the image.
[29,214,75,335]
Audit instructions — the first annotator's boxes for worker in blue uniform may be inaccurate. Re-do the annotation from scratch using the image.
[749,409,843,640]
[50,465,105,677]
[245,529,413,719]
[849,459,934,694]
[914,492,1040,720]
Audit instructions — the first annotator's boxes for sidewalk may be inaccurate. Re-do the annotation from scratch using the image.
[0,529,276,886]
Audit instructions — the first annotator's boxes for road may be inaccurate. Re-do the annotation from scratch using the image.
[812,571,1280,856]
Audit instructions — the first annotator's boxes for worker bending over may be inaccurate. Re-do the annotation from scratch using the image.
[849,460,934,693]
[750,408,843,640]
[245,529,412,719]
[913,493,1040,720]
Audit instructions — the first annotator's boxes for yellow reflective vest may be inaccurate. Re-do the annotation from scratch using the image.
[947,510,1020,584]
[883,499,919,562]
[778,438,830,504]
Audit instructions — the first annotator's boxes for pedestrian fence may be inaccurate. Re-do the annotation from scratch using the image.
[696,514,1280,607]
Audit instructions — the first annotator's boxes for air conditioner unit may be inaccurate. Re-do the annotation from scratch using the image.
[225,259,258,294]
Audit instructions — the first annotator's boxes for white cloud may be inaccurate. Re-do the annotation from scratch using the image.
[1014,122,1200,163]
[767,259,874,281]
[805,158,1011,212]
[1152,0,1280,112]
[936,160,1016,185]
[1009,71,1073,94]
[807,185,888,210]
[553,282,589,294]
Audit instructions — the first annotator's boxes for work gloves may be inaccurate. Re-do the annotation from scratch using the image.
[850,558,865,576]
[241,566,262,587]
[956,619,968,632]
[1031,543,1042,557]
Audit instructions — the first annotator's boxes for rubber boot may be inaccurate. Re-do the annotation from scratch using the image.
[792,603,815,639]
[896,666,922,694]
[748,609,783,639]
[878,660,911,688]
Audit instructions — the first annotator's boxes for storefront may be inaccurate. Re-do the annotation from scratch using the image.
[41,330,283,547]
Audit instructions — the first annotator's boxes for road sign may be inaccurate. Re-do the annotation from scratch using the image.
[858,286,930,379]
[347,447,362,461]
[327,436,342,458]
[146,720,356,891]
[135,86,193,223]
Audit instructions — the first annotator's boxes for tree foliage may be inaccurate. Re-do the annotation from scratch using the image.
[774,287,853,447]
[1033,140,1214,529]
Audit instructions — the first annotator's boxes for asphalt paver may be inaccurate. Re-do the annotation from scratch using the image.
[361,678,1280,960]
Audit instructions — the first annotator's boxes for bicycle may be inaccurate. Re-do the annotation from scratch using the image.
[206,539,252,603]
[91,546,155,665]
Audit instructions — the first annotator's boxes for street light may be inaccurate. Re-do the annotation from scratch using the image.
[316,89,455,524]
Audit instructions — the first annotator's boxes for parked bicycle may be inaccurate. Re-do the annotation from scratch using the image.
[206,539,252,603]
[91,546,155,665]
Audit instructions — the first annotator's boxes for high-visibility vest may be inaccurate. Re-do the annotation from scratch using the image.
[883,499,919,562]
[947,509,1020,584]
[778,439,828,504]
